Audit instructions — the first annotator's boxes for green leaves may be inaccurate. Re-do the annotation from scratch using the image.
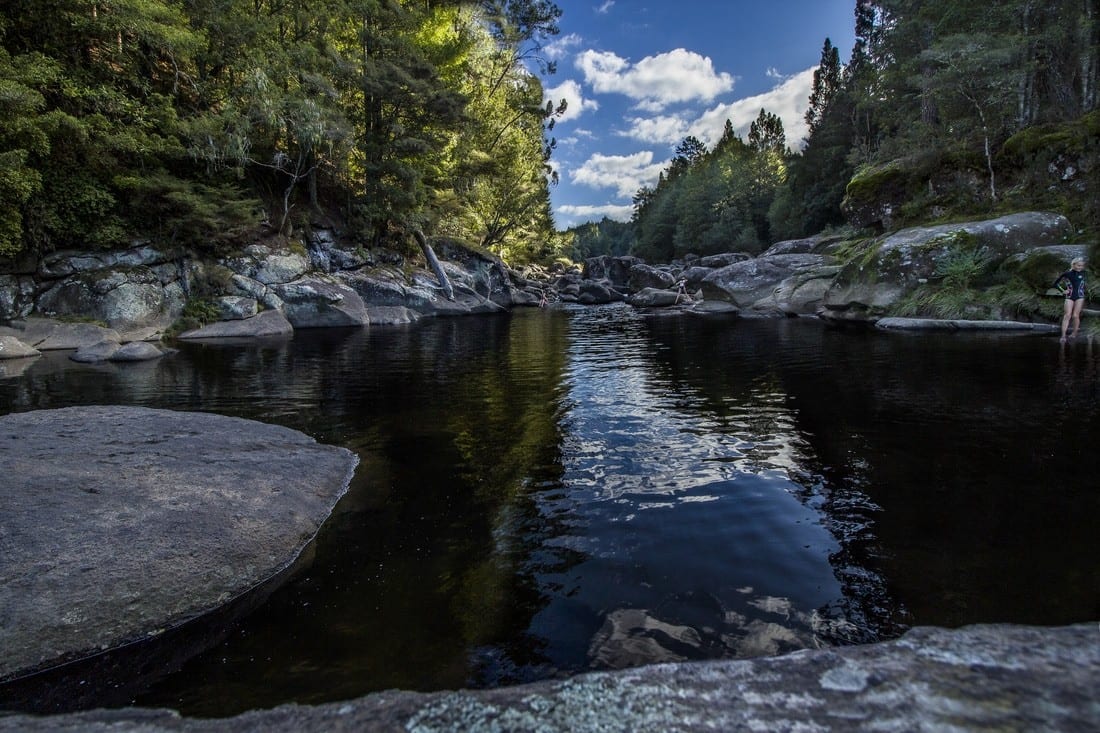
[1,0,563,259]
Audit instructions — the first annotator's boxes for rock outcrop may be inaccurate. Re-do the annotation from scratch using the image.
[1,623,1096,731]
[0,406,357,694]
[821,212,1076,322]
[0,233,547,340]
[178,308,294,339]
[0,335,39,359]
[0,211,1083,334]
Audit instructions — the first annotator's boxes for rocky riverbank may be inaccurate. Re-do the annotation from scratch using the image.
[0,211,1089,359]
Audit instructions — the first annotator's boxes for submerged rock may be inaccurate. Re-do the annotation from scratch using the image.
[0,335,39,360]
[69,339,121,362]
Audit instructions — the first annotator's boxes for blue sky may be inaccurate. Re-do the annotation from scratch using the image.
[538,1,857,229]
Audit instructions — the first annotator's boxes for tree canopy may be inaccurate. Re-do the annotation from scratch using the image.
[634,0,1097,261]
[0,0,563,262]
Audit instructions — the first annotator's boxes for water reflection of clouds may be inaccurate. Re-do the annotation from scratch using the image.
[587,586,863,671]
[551,309,883,674]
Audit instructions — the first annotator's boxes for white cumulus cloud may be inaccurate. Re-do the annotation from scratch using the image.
[557,202,634,224]
[570,151,668,198]
[575,48,735,111]
[544,79,599,124]
[544,33,583,61]
[618,113,691,145]
[689,67,816,150]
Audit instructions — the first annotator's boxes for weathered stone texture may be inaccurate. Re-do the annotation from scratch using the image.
[0,406,357,683]
[0,623,1096,731]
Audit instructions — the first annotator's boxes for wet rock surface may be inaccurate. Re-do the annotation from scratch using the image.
[1,623,1096,731]
[0,406,358,684]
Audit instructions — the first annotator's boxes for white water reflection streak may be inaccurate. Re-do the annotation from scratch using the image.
[522,305,858,672]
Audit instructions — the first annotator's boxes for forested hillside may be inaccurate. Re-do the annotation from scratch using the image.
[1,0,563,262]
[4,0,1097,270]
[621,0,1099,262]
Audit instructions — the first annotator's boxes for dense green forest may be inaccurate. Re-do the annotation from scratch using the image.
[1,0,563,262]
[597,0,1099,263]
[3,0,1097,268]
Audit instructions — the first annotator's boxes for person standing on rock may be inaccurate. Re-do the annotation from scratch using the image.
[1053,257,1087,343]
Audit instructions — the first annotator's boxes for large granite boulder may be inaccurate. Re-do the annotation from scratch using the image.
[584,255,643,289]
[215,296,259,321]
[273,276,370,328]
[821,212,1073,321]
[109,341,169,361]
[35,244,170,279]
[342,268,412,307]
[229,274,285,312]
[761,234,844,257]
[698,252,751,268]
[222,241,311,286]
[22,245,189,331]
[306,229,371,273]
[701,254,835,313]
[0,406,357,696]
[437,239,522,308]
[627,287,688,307]
[577,280,622,305]
[33,266,183,330]
[756,262,843,315]
[69,339,122,363]
[24,321,124,351]
[627,263,676,292]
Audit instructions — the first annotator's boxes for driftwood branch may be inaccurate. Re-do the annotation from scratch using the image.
[414,229,454,301]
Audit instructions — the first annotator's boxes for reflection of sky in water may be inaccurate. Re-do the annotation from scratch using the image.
[516,308,855,673]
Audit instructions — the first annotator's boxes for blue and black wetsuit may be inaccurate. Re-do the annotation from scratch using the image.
[1053,269,1086,300]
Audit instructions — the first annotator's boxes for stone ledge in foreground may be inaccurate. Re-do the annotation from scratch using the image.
[0,406,358,687]
[0,623,1096,731]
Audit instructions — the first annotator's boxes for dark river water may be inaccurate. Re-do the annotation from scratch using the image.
[2,305,1098,716]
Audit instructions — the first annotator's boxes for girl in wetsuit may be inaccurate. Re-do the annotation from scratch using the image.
[1053,257,1087,343]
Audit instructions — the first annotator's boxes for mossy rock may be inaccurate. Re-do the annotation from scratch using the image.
[841,154,942,230]
[1003,111,1100,161]
[999,248,1073,291]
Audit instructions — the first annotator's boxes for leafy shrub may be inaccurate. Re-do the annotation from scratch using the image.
[181,298,220,325]
[832,237,880,269]
[935,248,992,289]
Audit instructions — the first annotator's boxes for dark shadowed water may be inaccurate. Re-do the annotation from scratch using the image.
[1,305,1098,716]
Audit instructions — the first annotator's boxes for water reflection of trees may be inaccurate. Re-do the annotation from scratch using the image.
[640,315,1100,634]
[638,315,907,645]
[5,309,1098,713]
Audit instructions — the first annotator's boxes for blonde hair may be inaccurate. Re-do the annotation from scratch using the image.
[1071,256,1086,266]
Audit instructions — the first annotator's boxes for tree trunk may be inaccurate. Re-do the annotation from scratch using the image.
[414,229,454,301]
[1017,0,1038,127]
[1082,0,1098,111]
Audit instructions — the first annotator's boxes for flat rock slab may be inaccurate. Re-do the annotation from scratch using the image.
[0,623,1096,731]
[876,317,1059,333]
[0,406,358,682]
[178,309,294,339]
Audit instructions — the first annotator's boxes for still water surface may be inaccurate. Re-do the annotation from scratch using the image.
[2,305,1098,715]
